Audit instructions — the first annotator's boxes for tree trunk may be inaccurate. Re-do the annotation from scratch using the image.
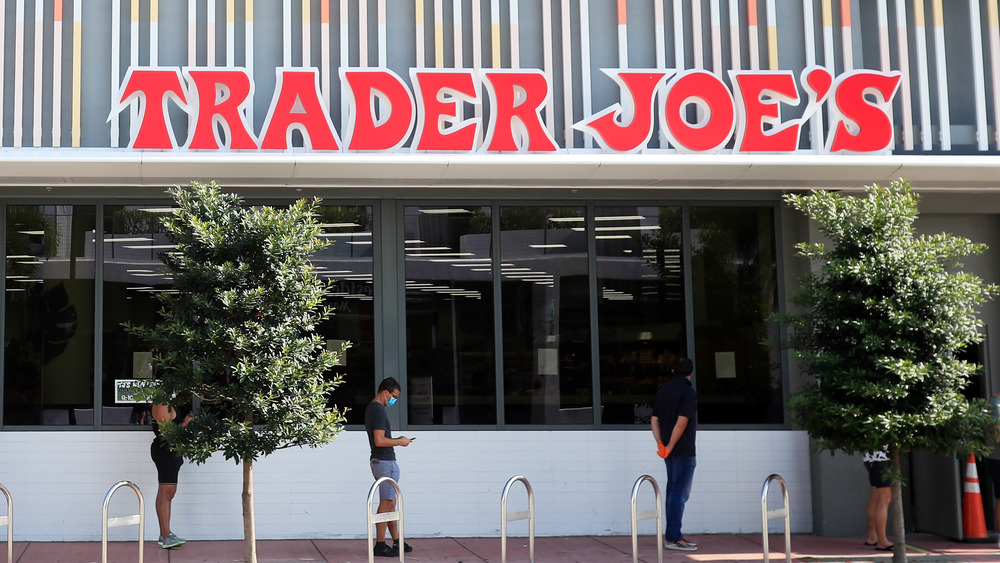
[243,458,257,563]
[890,449,907,563]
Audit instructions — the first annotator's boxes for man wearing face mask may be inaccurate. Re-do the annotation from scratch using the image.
[365,377,414,557]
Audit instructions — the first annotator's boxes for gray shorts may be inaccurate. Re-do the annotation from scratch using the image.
[370,459,400,500]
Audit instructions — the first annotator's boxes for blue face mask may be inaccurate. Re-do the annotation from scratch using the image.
[387,396,397,406]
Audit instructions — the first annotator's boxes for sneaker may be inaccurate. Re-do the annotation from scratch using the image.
[682,537,698,547]
[390,539,414,554]
[373,541,395,557]
[158,532,186,549]
[665,539,697,552]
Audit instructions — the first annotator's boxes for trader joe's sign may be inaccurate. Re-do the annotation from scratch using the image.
[113,65,900,154]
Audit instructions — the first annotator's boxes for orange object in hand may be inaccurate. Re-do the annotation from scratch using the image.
[657,442,671,458]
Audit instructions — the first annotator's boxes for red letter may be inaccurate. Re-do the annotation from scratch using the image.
[342,69,415,151]
[731,71,802,152]
[411,69,480,151]
[183,68,258,149]
[828,70,902,153]
[660,70,735,153]
[574,69,671,153]
[482,70,558,152]
[260,68,341,150]
[114,68,187,149]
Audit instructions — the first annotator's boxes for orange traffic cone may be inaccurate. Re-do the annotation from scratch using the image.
[962,454,991,542]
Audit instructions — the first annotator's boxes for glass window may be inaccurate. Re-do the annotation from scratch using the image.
[501,207,592,425]
[596,207,685,425]
[5,205,96,426]
[404,205,496,425]
[690,206,781,424]
[102,205,174,426]
[313,206,376,425]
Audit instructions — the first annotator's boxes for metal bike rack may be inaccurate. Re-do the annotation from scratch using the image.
[500,475,535,563]
[367,476,404,563]
[630,475,663,563]
[102,480,144,563]
[0,484,11,563]
[761,474,791,563]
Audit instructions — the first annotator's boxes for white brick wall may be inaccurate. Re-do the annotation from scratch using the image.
[0,429,811,541]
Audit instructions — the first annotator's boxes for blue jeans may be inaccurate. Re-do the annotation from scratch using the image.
[664,455,696,542]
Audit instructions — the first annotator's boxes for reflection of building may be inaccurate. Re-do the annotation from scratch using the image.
[0,0,998,543]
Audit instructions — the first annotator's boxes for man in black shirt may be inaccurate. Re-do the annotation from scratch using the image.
[365,377,413,557]
[651,358,698,552]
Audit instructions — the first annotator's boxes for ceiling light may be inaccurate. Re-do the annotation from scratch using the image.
[318,223,360,228]
[418,208,471,214]
[407,252,474,257]
[595,215,645,221]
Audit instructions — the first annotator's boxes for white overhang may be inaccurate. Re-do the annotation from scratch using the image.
[0,149,996,191]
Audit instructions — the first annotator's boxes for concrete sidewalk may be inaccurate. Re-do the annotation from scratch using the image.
[7,533,1000,563]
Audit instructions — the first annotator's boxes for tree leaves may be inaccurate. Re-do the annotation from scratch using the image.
[776,180,996,459]
[127,181,347,465]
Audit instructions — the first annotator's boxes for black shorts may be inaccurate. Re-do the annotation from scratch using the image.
[865,460,890,488]
[150,441,184,485]
[986,459,1000,499]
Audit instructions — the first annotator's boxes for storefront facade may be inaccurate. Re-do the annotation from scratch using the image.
[0,0,998,541]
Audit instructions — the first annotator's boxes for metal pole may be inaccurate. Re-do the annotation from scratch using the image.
[0,484,12,563]
[501,475,535,563]
[367,476,404,563]
[630,475,663,563]
[101,480,144,563]
[761,474,791,563]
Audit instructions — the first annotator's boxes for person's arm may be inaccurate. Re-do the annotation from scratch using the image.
[664,415,689,451]
[650,416,662,444]
[151,403,174,422]
[152,403,193,427]
[373,429,412,447]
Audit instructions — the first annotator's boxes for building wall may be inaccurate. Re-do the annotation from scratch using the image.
[0,428,810,540]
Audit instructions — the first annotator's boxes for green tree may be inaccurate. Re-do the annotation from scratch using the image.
[127,181,346,563]
[777,180,996,563]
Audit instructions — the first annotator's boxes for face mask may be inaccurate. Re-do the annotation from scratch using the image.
[387,396,397,406]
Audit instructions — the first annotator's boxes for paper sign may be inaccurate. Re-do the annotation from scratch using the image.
[715,351,736,379]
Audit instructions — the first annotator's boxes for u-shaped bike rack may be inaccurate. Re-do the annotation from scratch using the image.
[0,484,11,563]
[500,475,535,563]
[761,473,791,563]
[102,480,144,563]
[630,475,663,563]
[367,476,404,563]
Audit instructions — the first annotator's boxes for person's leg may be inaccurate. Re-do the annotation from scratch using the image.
[385,462,405,547]
[376,498,396,542]
[873,486,892,548]
[664,456,696,543]
[865,486,879,544]
[155,484,177,538]
[370,459,398,553]
[663,458,675,538]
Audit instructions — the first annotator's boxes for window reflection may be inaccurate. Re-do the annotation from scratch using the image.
[404,206,496,425]
[690,207,781,424]
[102,205,175,426]
[596,207,684,424]
[501,207,592,424]
[313,206,375,425]
[5,205,96,425]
